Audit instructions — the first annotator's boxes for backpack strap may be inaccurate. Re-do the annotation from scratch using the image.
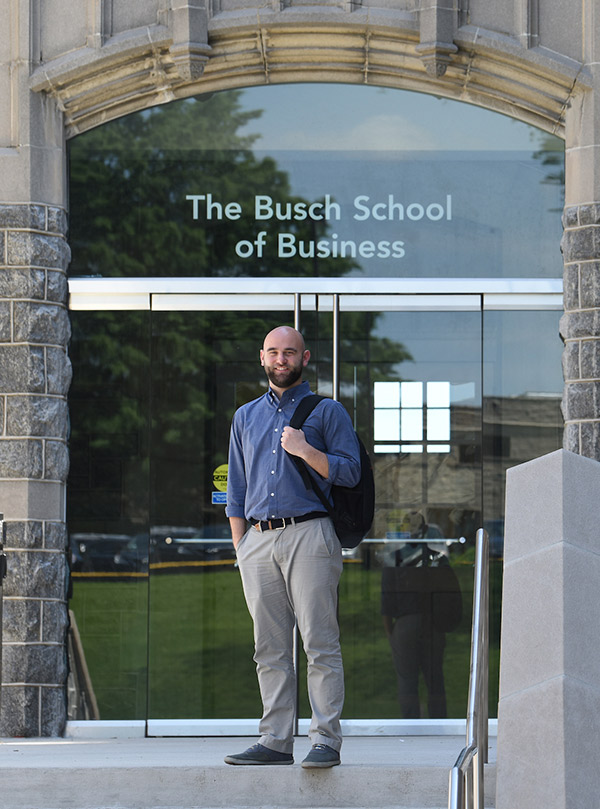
[287,395,333,514]
[289,394,325,430]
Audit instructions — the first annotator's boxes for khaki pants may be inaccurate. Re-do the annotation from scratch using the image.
[236,516,344,754]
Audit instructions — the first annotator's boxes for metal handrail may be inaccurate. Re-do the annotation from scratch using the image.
[449,528,490,809]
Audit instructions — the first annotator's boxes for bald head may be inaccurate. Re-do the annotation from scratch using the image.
[260,326,310,393]
[262,326,305,354]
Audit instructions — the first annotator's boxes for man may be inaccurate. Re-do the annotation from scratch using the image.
[224,325,360,768]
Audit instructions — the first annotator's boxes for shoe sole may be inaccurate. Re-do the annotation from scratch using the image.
[224,756,294,765]
[301,759,341,769]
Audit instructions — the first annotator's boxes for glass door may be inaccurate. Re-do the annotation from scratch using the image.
[334,296,481,725]
[147,295,299,731]
[69,281,566,732]
[146,292,482,733]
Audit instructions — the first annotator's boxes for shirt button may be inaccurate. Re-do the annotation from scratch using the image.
[272,449,276,454]
[270,492,275,497]
[271,470,275,475]
[274,428,278,432]
[278,408,282,412]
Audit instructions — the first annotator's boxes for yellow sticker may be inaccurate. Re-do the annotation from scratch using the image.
[213,464,228,492]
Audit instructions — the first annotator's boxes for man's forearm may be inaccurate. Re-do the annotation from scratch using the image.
[295,442,329,479]
[229,516,247,549]
[280,426,329,478]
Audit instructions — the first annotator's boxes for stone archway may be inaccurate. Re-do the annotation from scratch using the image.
[2,1,597,738]
[32,15,578,138]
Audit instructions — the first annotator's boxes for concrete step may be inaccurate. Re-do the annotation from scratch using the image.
[0,735,496,809]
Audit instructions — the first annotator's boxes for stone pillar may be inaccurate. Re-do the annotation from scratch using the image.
[0,3,71,736]
[496,449,600,809]
[0,205,71,735]
[561,204,600,459]
[561,5,600,460]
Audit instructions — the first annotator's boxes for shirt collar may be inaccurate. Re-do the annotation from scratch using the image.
[267,379,311,406]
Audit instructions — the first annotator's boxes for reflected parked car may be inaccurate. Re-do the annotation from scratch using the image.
[149,525,235,569]
[70,533,132,573]
[112,533,150,573]
[71,526,236,574]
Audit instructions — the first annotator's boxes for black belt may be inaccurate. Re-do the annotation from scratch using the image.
[253,511,328,532]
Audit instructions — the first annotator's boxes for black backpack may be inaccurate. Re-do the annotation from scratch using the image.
[288,395,375,549]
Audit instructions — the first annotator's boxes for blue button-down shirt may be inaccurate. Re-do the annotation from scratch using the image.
[226,381,361,522]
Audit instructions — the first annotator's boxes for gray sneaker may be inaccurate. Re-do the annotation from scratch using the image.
[224,742,294,766]
[301,743,341,769]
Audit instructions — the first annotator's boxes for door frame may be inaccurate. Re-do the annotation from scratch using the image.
[67,276,561,737]
[69,276,562,312]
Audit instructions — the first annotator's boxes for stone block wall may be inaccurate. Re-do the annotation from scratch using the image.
[561,204,600,461]
[0,203,71,735]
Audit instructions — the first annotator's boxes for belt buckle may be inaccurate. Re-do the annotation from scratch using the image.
[255,517,292,531]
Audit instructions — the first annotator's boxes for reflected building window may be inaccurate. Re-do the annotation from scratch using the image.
[374,381,451,454]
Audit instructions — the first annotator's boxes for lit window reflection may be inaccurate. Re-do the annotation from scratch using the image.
[374,380,451,454]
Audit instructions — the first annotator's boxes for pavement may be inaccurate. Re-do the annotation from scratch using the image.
[0,734,497,809]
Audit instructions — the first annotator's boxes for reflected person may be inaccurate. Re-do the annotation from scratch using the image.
[381,513,461,719]
[224,326,360,768]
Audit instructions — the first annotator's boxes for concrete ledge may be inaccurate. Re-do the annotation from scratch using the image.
[65,720,146,740]
[0,736,497,809]
[65,718,499,738]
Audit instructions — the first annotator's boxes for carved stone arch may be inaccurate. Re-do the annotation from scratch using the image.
[30,16,584,139]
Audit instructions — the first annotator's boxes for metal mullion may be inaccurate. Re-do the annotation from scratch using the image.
[332,294,340,401]
[293,291,302,737]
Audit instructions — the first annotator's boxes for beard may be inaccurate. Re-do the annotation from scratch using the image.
[264,363,303,389]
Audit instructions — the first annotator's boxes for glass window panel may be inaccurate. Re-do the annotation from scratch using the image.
[68,86,564,282]
[67,310,150,721]
[148,309,289,721]
[427,408,451,441]
[65,80,566,732]
[427,381,450,408]
[452,382,477,403]
[401,382,423,409]
[483,308,563,719]
[374,381,400,408]
[336,308,482,723]
[374,409,400,442]
[401,408,423,440]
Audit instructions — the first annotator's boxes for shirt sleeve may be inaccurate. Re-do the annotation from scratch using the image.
[320,401,362,487]
[225,410,247,519]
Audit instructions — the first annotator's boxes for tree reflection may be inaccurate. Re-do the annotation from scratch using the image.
[532,132,564,211]
[68,92,357,279]
[67,93,412,533]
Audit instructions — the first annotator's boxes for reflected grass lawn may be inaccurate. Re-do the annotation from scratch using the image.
[70,559,502,721]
